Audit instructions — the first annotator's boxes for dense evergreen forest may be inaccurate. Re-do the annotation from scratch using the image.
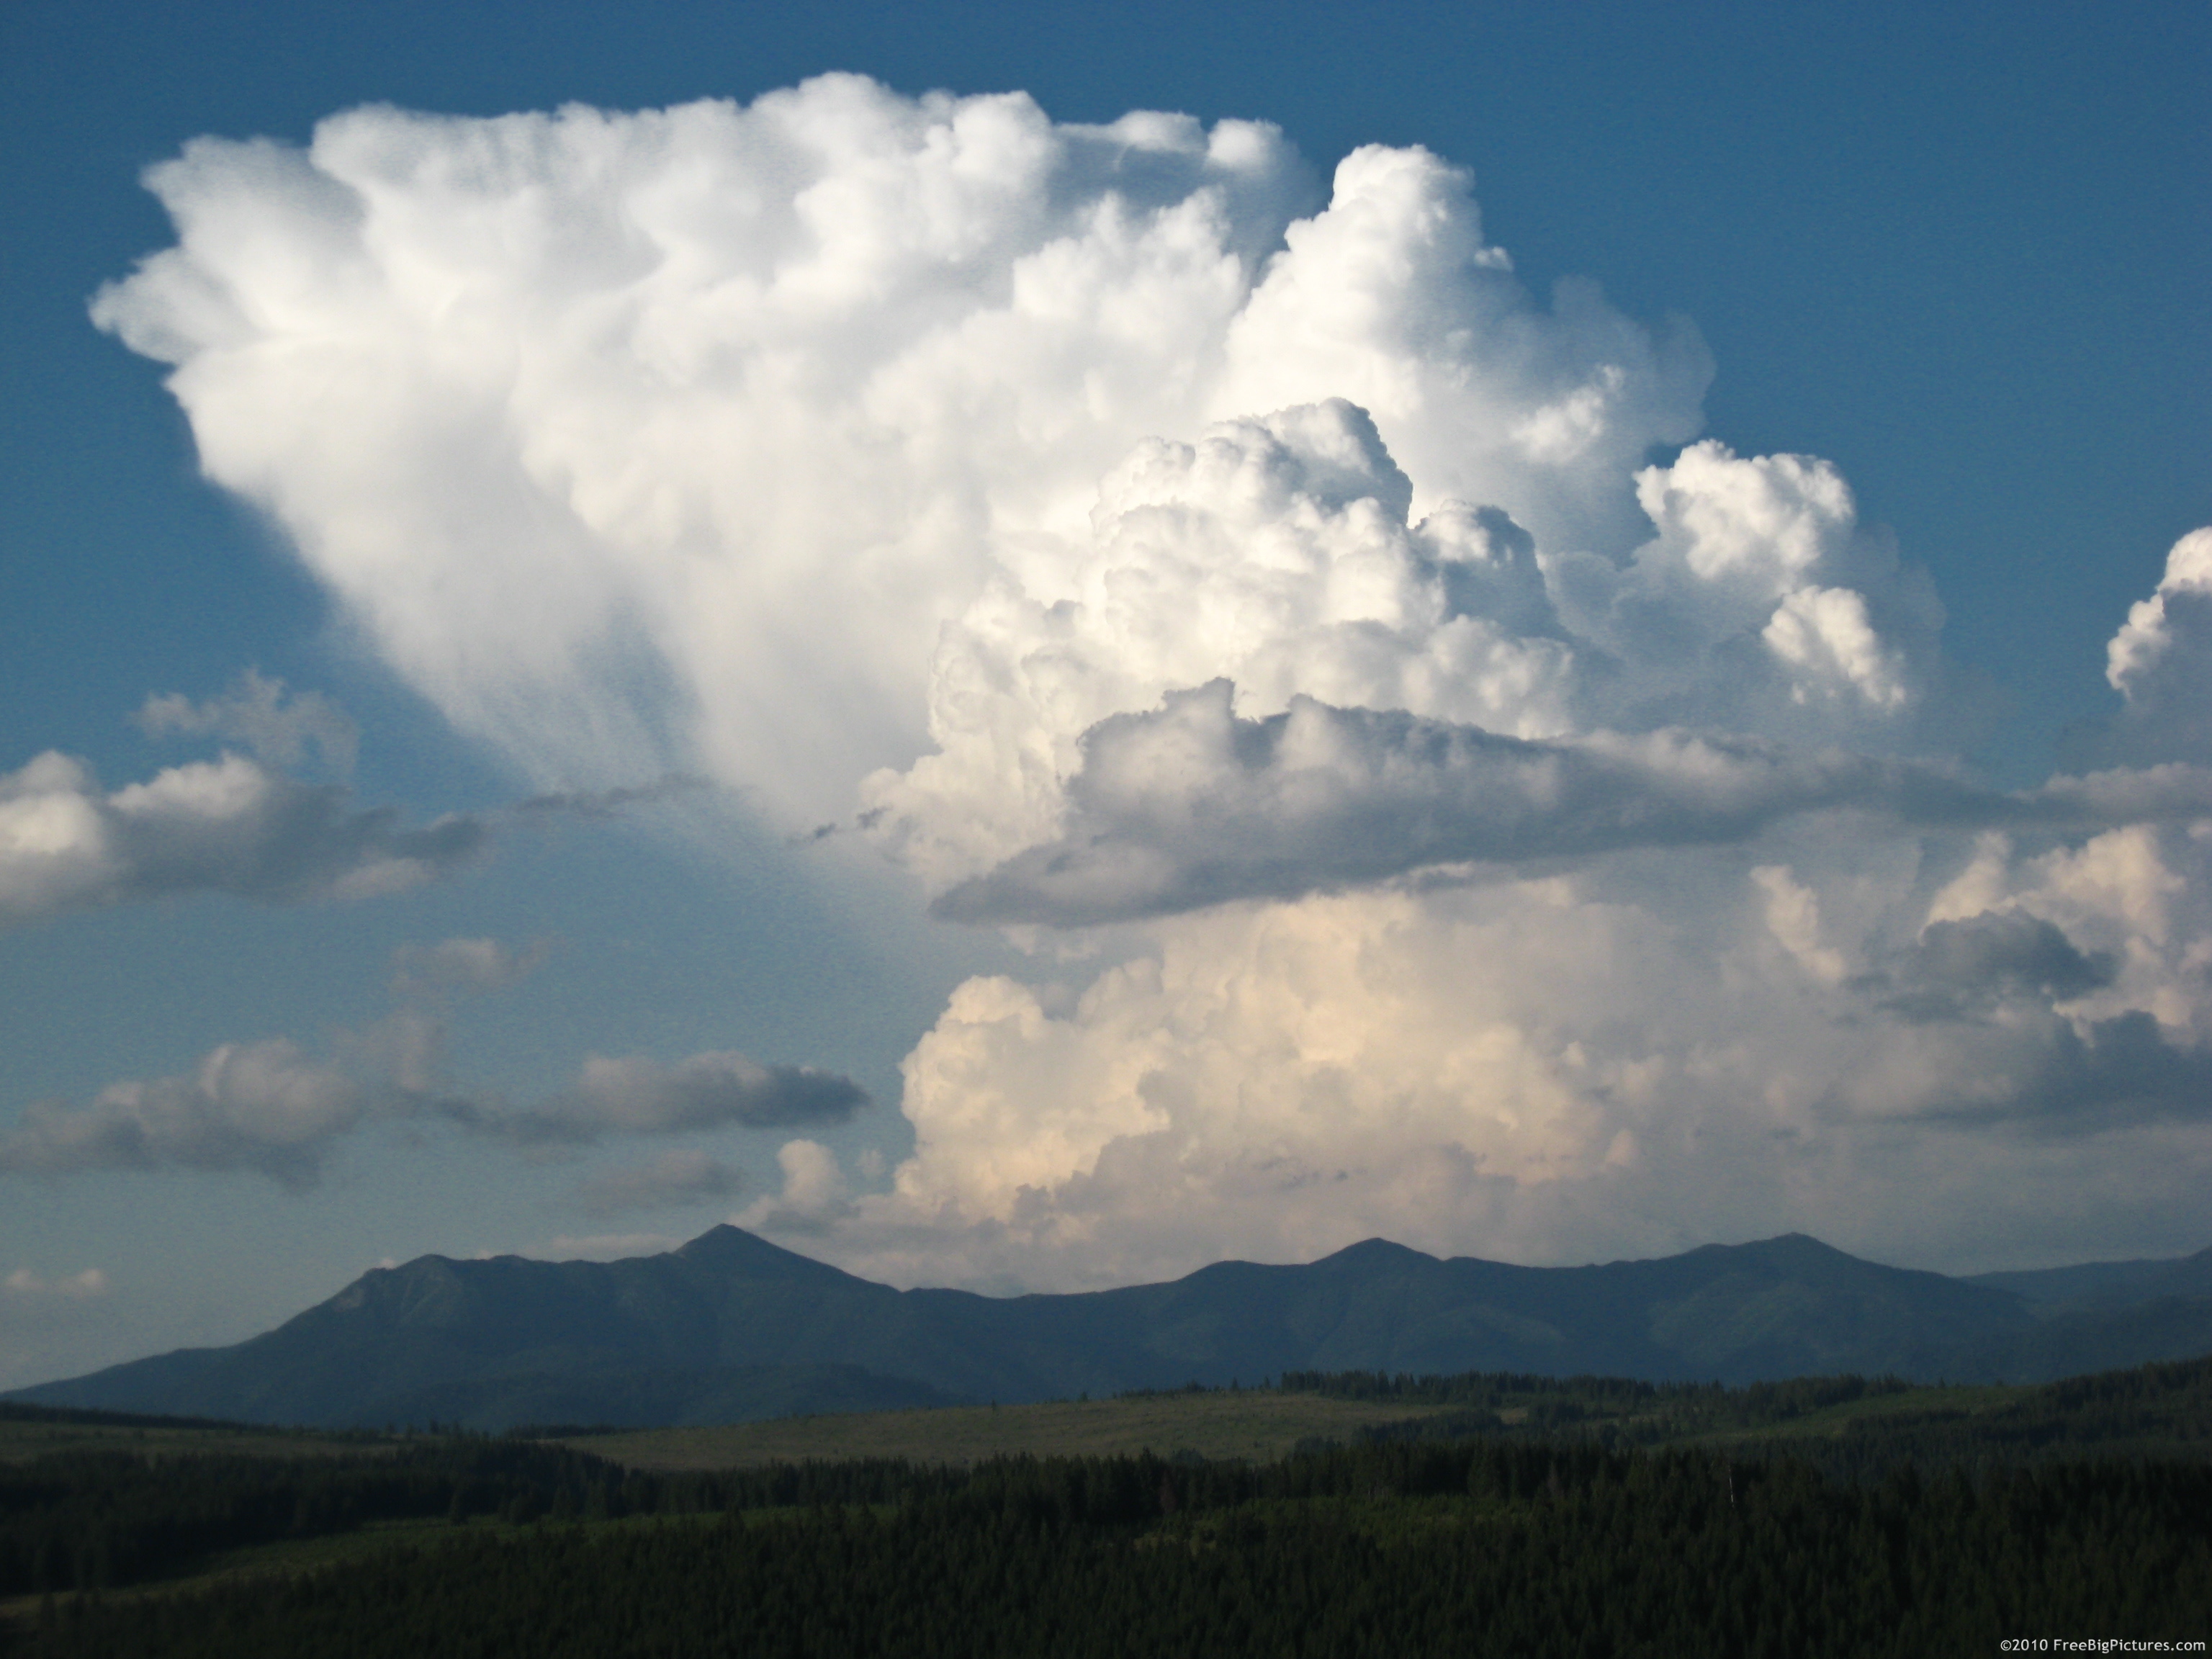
[3,1358,2207,1657]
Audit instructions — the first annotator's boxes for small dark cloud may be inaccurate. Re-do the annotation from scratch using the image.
[788,804,887,848]
[2047,1011,2212,1129]
[451,1051,868,1147]
[1907,1010,2212,1135]
[513,773,712,819]
[1874,912,2116,1022]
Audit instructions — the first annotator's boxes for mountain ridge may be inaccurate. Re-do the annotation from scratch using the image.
[12,1226,2209,1431]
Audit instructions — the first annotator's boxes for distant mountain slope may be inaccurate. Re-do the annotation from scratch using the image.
[10,1228,2209,1429]
[1968,1246,2212,1314]
[1947,1297,2212,1386]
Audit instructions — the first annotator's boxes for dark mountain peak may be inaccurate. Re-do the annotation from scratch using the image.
[1667,1233,1882,1276]
[1318,1237,1439,1270]
[1726,1233,1855,1264]
[673,1224,860,1284]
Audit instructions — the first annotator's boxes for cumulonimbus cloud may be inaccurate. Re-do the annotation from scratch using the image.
[81,76,2212,1279]
[91,84,1707,822]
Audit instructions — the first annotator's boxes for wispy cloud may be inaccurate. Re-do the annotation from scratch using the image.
[572,1150,748,1216]
[135,670,359,776]
[3,1268,109,1300]
[389,937,549,1001]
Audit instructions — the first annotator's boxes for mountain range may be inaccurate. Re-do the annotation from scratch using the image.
[11,1227,2211,1431]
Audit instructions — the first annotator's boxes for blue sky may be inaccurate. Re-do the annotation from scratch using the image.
[1,0,2206,1389]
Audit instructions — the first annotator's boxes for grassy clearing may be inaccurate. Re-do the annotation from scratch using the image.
[562,1390,1445,1471]
[559,1382,2062,1472]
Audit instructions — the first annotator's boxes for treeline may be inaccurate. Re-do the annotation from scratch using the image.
[1719,1357,2212,1480]
[12,1442,2210,1658]
[1280,1366,1912,1421]
[0,1439,987,1601]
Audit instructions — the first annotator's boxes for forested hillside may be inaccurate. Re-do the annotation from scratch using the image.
[10,1437,2207,1658]
[1,1358,2206,1655]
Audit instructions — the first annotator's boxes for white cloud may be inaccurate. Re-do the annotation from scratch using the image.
[87,77,2212,1280]
[1753,864,1848,985]
[0,1038,374,1189]
[734,1139,854,1234]
[0,746,485,931]
[2104,527,2212,763]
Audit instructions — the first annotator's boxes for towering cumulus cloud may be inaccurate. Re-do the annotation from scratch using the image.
[96,76,2211,1280]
